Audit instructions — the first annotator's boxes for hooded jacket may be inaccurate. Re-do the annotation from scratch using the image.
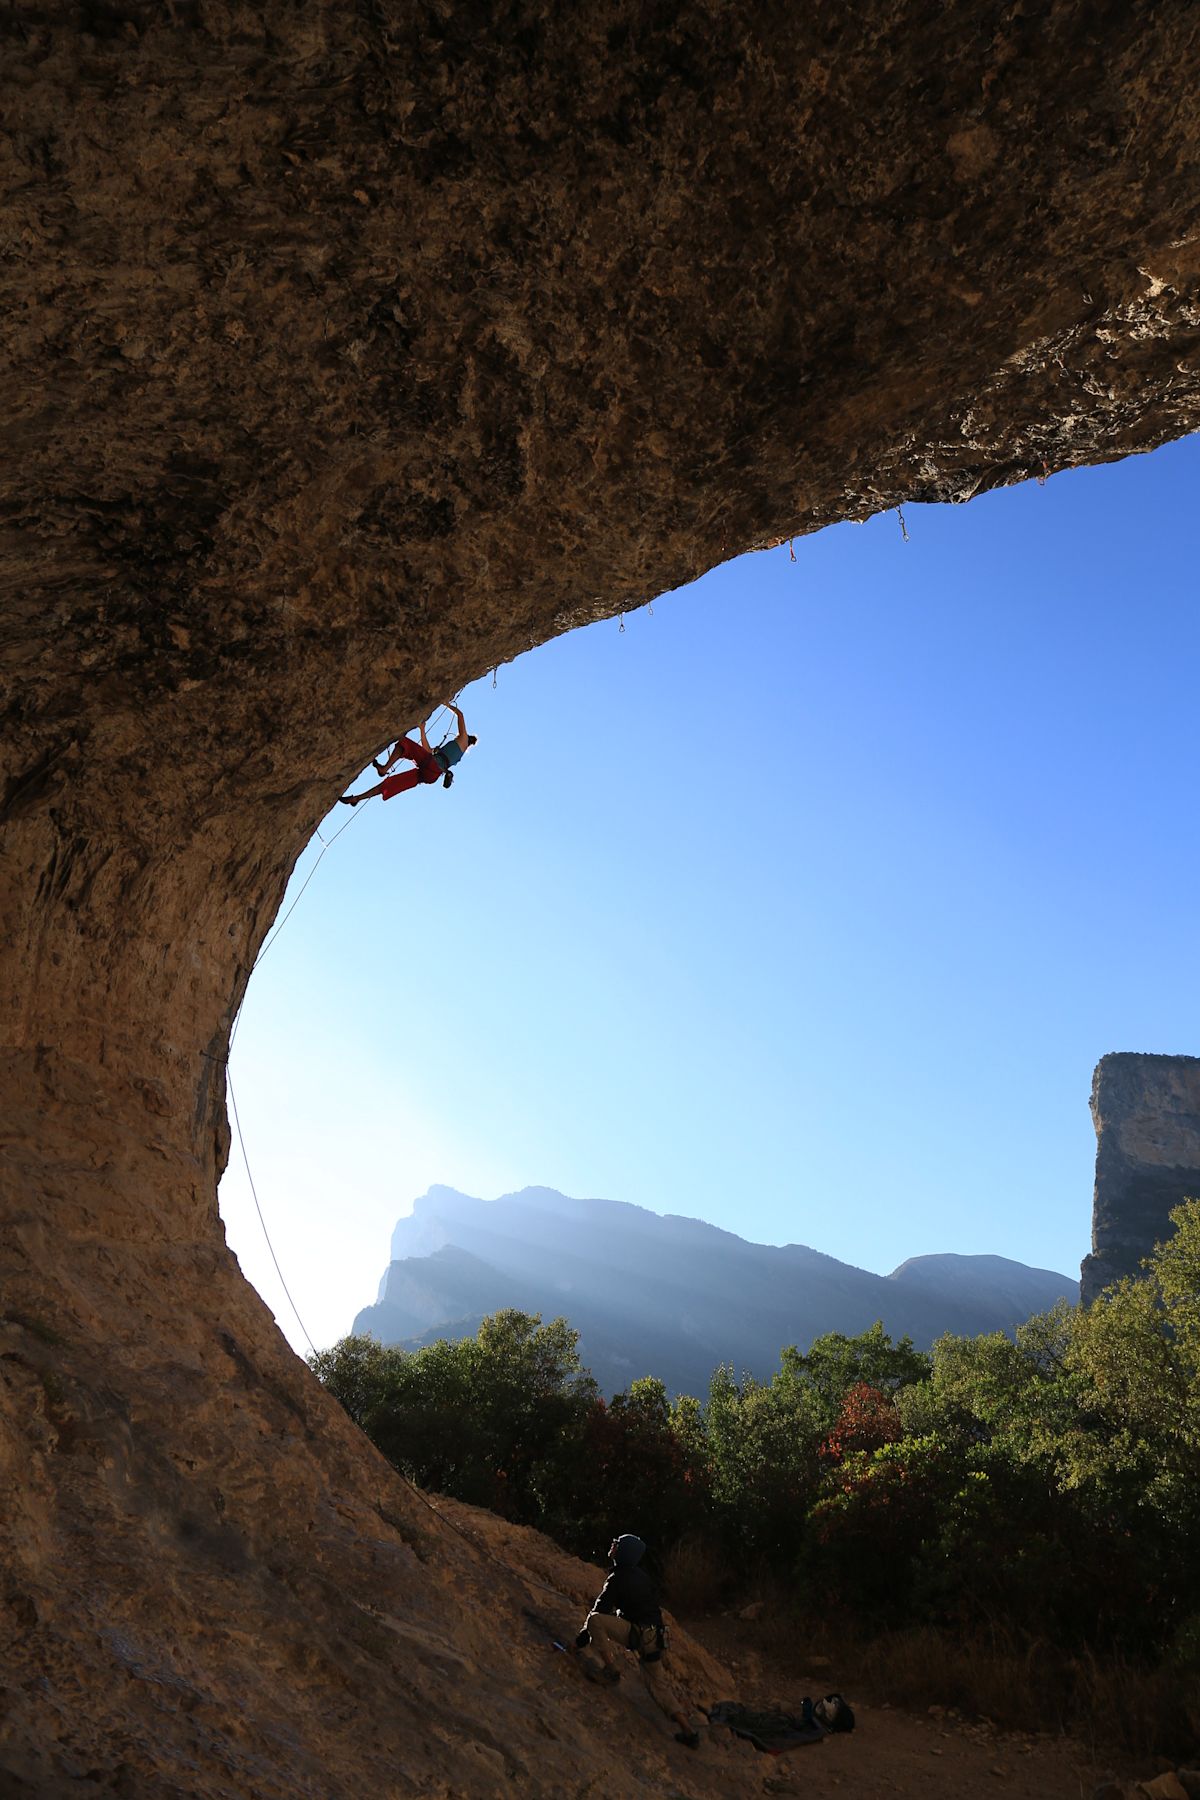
[590,1534,663,1628]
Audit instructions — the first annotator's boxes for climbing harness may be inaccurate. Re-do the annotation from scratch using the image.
[630,1622,667,1663]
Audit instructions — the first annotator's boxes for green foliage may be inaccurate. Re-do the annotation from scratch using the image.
[897,1304,1084,1466]
[311,1310,596,1521]
[308,1333,407,1429]
[1067,1219,1200,1493]
[559,1375,711,1560]
[1153,1197,1200,1351]
[703,1360,826,1559]
[792,1321,930,1423]
[842,1207,1200,1651]
[804,1433,956,1619]
[309,1209,1200,1668]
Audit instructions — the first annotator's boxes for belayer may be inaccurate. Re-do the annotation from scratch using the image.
[575,1534,706,1750]
[340,701,476,805]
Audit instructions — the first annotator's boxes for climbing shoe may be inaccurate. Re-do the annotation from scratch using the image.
[674,1730,701,1750]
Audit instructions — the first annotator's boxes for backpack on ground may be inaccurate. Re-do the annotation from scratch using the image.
[813,1692,855,1733]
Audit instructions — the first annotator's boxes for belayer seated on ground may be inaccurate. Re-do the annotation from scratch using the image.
[340,701,477,805]
[575,1533,707,1750]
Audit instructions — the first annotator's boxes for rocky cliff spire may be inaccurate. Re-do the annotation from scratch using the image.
[1082,1053,1200,1303]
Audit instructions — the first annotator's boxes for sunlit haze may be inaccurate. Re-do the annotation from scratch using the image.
[219,435,1200,1357]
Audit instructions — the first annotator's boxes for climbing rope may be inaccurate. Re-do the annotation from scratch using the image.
[227,1063,318,1359]
[343,1497,576,1663]
[428,703,457,752]
[218,703,470,1357]
[254,796,367,969]
[218,782,374,1337]
[225,797,367,1064]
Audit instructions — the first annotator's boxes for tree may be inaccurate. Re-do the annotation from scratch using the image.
[704,1361,826,1562]
[555,1376,710,1560]
[307,1333,407,1430]
[310,1312,597,1527]
[1153,1197,1200,1353]
[819,1381,904,1463]
[794,1322,931,1425]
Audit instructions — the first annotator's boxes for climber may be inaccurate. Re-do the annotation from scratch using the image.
[575,1534,707,1750]
[339,702,476,805]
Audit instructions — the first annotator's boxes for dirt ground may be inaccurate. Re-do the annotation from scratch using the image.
[684,1615,1126,1799]
[432,1497,1142,1797]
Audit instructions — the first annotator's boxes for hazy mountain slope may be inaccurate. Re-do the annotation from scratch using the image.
[353,1187,1078,1395]
[888,1252,1078,1321]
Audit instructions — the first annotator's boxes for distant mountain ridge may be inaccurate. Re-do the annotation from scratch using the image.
[353,1185,1078,1397]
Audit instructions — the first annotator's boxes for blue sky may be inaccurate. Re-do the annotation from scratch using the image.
[220,433,1200,1357]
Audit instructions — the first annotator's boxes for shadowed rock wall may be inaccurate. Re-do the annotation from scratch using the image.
[3,4,1200,1791]
[1082,1052,1200,1303]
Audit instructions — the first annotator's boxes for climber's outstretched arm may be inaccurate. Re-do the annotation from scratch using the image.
[445,700,471,751]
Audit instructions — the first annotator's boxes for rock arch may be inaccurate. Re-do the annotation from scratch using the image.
[3,6,1200,1790]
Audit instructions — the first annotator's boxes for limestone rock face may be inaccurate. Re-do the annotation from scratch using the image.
[3,4,1200,1791]
[1082,1053,1200,1303]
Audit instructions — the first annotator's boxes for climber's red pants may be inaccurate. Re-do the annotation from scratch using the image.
[380,737,442,799]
